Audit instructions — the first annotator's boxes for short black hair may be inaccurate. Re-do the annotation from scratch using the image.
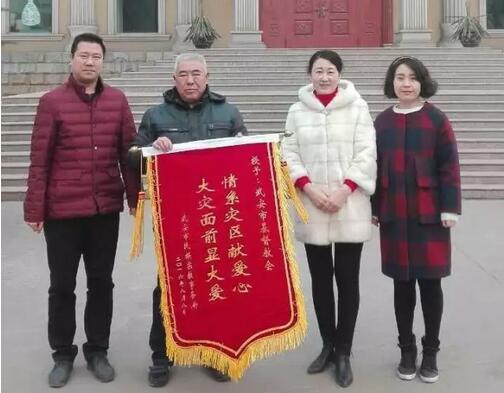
[70,33,106,57]
[307,50,343,74]
[383,56,438,99]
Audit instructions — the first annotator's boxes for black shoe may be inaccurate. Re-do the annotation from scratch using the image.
[334,352,353,388]
[87,354,115,383]
[419,337,439,383]
[419,353,439,383]
[397,342,417,380]
[307,344,334,374]
[206,367,231,382]
[148,361,171,387]
[48,360,73,388]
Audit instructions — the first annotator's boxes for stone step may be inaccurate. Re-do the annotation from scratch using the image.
[1,131,33,142]
[4,137,503,152]
[3,91,504,105]
[3,100,504,113]
[139,66,504,75]
[459,159,504,171]
[4,170,503,188]
[458,149,504,159]
[3,151,502,168]
[461,184,504,199]
[109,82,504,92]
[1,186,28,201]
[186,47,502,54]
[155,58,504,65]
[457,138,504,149]
[1,174,27,187]
[1,141,31,151]
[3,127,504,143]
[460,171,504,184]
[240,119,504,130]
[2,117,503,132]
[107,76,504,85]
[1,162,29,174]
[170,48,504,55]
[153,55,504,62]
[251,128,503,138]
[1,151,30,162]
[4,183,503,201]
[2,47,502,199]
[4,108,504,123]
[125,70,504,79]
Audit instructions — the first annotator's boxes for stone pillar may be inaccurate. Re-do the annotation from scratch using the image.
[396,0,434,47]
[2,0,10,34]
[68,0,97,38]
[439,0,465,47]
[230,0,265,47]
[173,0,200,52]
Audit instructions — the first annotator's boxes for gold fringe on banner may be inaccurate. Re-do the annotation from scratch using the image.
[279,157,309,224]
[129,191,146,260]
[148,145,309,380]
[129,152,150,260]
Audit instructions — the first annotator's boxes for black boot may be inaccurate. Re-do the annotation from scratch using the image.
[334,351,353,388]
[419,337,439,383]
[397,336,417,381]
[205,367,231,382]
[148,359,172,387]
[307,343,334,374]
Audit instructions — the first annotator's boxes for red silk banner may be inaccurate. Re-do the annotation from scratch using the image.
[147,139,307,379]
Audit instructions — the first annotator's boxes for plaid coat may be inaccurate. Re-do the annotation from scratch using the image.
[371,103,461,280]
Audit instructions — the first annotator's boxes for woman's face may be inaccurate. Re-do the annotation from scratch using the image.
[393,63,422,106]
[310,58,340,94]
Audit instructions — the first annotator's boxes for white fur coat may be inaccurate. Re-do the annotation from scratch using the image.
[282,80,377,245]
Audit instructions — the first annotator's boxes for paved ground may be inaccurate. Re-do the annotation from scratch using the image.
[2,200,504,392]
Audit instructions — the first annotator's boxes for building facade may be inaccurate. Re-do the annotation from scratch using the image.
[2,0,504,52]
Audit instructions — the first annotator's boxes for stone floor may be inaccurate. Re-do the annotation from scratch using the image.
[2,200,503,392]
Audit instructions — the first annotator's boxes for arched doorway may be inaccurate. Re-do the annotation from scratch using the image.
[260,0,391,47]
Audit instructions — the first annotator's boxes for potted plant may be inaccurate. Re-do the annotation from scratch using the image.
[184,0,221,49]
[450,1,489,47]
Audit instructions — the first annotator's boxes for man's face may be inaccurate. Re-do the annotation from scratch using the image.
[71,41,104,85]
[173,60,208,103]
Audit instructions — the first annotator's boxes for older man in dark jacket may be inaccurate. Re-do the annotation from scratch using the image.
[129,52,247,387]
[24,33,139,388]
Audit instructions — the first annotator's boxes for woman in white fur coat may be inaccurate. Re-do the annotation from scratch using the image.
[282,50,376,388]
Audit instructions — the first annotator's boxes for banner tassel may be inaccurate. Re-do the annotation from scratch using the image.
[129,191,146,260]
[280,160,309,224]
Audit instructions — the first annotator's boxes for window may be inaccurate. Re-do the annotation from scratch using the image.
[117,0,158,33]
[8,0,52,33]
[487,0,504,30]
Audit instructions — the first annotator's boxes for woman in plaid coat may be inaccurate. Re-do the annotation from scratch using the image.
[372,57,461,384]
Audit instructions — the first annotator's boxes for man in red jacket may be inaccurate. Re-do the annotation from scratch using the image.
[24,33,139,388]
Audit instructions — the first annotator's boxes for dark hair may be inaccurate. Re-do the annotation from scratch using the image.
[383,56,438,99]
[307,50,343,74]
[70,33,106,57]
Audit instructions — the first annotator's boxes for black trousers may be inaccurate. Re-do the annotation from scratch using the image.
[44,213,119,362]
[394,278,443,348]
[304,242,363,355]
[150,282,173,363]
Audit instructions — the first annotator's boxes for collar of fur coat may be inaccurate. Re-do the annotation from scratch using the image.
[298,80,360,111]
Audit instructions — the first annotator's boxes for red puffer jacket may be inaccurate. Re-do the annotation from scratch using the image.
[24,75,139,222]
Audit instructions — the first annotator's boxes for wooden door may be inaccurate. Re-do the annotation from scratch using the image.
[260,0,385,48]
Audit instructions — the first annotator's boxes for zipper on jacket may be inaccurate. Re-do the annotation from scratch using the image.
[90,99,98,211]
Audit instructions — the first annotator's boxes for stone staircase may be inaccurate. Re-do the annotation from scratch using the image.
[2,48,504,200]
